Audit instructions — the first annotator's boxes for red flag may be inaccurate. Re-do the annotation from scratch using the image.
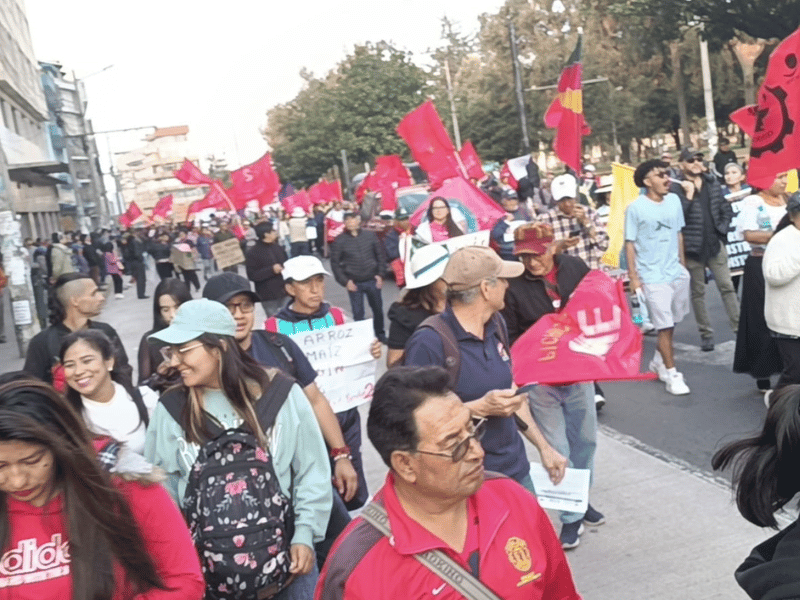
[500,161,518,190]
[458,141,485,180]
[396,100,460,189]
[325,217,345,242]
[174,159,213,185]
[544,35,591,172]
[186,199,205,220]
[377,181,398,211]
[205,183,233,211]
[355,173,375,202]
[410,177,506,232]
[374,155,412,188]
[228,152,281,207]
[730,27,800,189]
[119,201,143,228]
[282,190,311,213]
[151,194,173,219]
[510,271,656,386]
[325,180,343,202]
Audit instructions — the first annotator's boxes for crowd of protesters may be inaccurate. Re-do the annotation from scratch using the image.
[2,138,800,600]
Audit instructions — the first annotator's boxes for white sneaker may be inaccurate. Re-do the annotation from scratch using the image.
[649,357,668,382]
[764,389,773,408]
[665,371,690,395]
[114,293,124,299]
[594,394,606,410]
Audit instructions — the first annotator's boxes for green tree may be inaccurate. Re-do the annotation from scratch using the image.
[264,43,428,187]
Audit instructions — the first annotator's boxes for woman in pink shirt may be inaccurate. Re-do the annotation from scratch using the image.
[415,197,465,243]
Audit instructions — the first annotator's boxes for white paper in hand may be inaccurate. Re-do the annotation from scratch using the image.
[529,462,590,514]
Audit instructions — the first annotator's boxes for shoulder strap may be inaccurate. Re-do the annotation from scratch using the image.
[330,306,346,325]
[254,330,297,378]
[360,502,501,600]
[254,369,295,431]
[159,388,225,439]
[490,312,510,352]
[417,314,460,390]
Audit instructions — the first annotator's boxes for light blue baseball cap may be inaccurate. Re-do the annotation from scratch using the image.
[148,298,236,345]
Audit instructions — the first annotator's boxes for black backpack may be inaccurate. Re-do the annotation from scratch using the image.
[161,371,296,600]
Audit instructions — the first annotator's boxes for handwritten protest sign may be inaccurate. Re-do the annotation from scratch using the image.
[724,194,751,277]
[211,238,245,269]
[288,319,376,413]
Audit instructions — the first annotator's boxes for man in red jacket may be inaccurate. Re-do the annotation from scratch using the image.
[315,366,581,600]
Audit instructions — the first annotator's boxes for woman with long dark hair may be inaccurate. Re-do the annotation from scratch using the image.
[712,385,800,599]
[733,173,789,396]
[143,299,331,600]
[137,278,193,388]
[0,373,204,599]
[415,196,464,243]
[61,329,157,455]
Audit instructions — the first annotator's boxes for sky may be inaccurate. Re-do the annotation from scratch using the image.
[25,0,507,171]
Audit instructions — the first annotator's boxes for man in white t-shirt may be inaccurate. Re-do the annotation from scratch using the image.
[625,159,691,395]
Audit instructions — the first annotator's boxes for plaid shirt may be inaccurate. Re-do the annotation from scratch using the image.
[538,206,610,270]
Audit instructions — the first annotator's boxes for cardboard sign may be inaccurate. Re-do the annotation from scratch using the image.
[288,319,376,413]
[211,238,245,269]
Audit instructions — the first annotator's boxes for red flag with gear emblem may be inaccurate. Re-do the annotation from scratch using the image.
[510,271,656,386]
[730,27,800,189]
[119,201,143,228]
[544,35,591,173]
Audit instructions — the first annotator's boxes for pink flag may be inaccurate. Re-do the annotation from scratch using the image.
[410,177,506,232]
[458,141,485,180]
[228,152,281,208]
[174,159,213,185]
[396,100,460,189]
[119,201,143,228]
[151,194,173,219]
[511,272,656,386]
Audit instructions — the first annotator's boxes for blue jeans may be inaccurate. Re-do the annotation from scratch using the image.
[527,382,597,524]
[347,279,384,339]
[273,562,319,600]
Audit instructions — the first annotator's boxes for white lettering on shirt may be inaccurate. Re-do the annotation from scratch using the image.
[0,534,71,588]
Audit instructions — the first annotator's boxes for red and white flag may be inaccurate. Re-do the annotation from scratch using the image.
[119,201,143,228]
[174,159,213,185]
[511,271,656,386]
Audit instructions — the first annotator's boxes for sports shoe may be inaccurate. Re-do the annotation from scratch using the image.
[114,293,124,299]
[641,321,656,335]
[649,356,668,382]
[665,371,690,395]
[583,504,605,526]
[594,394,606,410]
[560,521,584,549]
[764,389,773,409]
[700,338,714,352]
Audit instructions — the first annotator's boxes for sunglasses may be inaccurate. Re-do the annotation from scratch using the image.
[684,157,703,164]
[414,418,487,463]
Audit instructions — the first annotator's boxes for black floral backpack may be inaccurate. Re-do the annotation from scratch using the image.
[161,371,296,600]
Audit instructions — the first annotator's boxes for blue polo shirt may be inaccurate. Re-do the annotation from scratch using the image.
[404,306,529,483]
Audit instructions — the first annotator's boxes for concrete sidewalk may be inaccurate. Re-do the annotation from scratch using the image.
[358,406,774,600]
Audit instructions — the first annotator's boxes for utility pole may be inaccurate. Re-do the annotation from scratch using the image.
[340,149,351,197]
[508,20,531,153]
[699,28,718,158]
[0,142,41,356]
[443,58,462,150]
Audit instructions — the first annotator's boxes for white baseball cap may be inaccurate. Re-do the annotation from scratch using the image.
[282,255,331,282]
[551,174,578,201]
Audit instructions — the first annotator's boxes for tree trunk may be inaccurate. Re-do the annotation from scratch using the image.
[671,128,681,150]
[670,40,691,149]
[730,38,765,106]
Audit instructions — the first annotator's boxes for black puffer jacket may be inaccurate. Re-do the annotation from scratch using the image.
[670,173,732,257]
[330,229,385,286]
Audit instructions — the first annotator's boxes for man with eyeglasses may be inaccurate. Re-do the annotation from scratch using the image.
[202,272,358,568]
[626,159,691,395]
[315,366,581,600]
[670,147,739,352]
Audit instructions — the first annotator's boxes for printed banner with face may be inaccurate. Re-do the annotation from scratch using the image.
[511,271,656,386]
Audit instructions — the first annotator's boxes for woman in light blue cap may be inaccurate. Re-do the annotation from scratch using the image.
[143,298,331,600]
